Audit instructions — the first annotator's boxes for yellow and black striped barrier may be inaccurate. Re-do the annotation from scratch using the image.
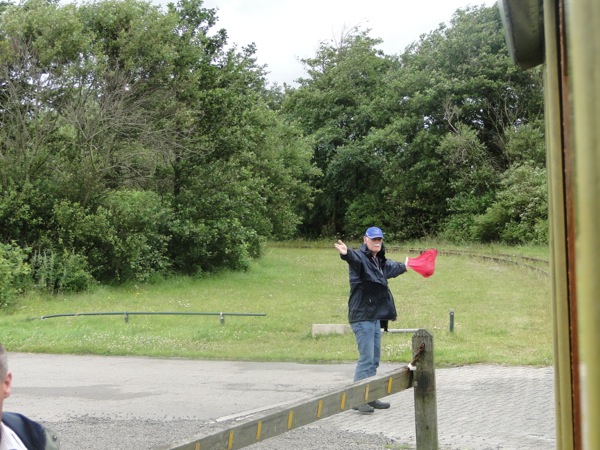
[166,330,437,450]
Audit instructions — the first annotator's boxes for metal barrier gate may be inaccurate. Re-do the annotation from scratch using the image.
[166,329,438,450]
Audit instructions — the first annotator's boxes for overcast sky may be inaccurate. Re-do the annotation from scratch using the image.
[200,0,499,86]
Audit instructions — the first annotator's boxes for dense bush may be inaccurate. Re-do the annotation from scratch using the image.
[0,242,31,307]
[53,191,172,282]
[30,249,96,294]
[472,163,548,244]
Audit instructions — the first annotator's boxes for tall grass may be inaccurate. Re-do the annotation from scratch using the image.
[0,243,552,366]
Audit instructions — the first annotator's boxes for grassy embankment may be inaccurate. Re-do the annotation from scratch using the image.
[0,241,552,366]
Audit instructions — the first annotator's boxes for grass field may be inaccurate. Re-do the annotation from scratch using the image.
[0,242,553,367]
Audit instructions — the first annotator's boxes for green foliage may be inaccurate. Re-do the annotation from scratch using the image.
[0,0,318,291]
[169,162,265,274]
[0,1,549,296]
[282,29,398,236]
[283,5,545,245]
[53,191,172,282]
[0,183,54,246]
[503,120,546,166]
[382,130,448,240]
[438,124,499,242]
[0,242,31,307]
[52,200,114,277]
[344,193,383,237]
[102,190,173,281]
[472,163,548,244]
[30,249,96,294]
[380,6,543,241]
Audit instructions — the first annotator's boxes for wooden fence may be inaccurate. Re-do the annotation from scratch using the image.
[166,329,438,450]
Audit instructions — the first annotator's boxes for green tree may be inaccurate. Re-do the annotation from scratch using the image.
[438,124,499,242]
[282,5,545,243]
[378,5,544,239]
[282,28,399,237]
[0,0,318,288]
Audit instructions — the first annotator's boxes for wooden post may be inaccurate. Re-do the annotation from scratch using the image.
[412,329,438,449]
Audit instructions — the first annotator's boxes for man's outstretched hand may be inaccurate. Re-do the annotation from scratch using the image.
[334,239,348,255]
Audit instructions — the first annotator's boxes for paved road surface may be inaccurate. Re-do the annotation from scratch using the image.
[6,353,555,449]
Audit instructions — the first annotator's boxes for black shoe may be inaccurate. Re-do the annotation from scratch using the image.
[352,403,375,413]
[368,399,390,409]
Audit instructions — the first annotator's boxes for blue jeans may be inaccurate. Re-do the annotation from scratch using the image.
[350,320,381,382]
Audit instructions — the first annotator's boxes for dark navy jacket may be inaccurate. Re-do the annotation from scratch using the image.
[340,243,406,324]
[2,412,59,450]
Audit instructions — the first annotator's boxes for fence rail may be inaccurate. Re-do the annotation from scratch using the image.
[31,311,266,324]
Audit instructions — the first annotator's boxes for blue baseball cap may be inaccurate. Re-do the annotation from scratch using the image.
[365,227,384,239]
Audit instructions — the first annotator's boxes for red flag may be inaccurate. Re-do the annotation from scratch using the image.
[406,249,438,278]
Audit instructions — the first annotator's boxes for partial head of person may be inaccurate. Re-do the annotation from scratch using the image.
[0,342,12,418]
[364,226,384,255]
[0,342,61,449]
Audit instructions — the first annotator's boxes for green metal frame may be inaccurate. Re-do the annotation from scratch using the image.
[501,0,600,448]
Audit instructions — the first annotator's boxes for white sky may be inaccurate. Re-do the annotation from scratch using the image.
[201,0,499,86]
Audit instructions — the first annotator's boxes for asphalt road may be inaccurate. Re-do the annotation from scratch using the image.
[6,353,555,449]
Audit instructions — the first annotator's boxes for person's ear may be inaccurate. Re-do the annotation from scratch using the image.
[3,372,12,398]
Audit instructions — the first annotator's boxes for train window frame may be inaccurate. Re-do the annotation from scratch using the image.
[499,0,545,69]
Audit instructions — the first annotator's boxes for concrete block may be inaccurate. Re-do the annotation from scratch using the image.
[311,323,351,337]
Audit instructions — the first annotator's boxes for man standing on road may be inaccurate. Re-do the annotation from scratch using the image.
[0,343,60,450]
[334,227,407,414]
